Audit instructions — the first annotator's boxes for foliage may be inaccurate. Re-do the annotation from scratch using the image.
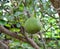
[0,0,60,49]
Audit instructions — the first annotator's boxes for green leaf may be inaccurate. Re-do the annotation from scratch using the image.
[0,20,7,25]
[10,28,20,32]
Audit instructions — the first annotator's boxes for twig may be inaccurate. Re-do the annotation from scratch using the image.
[0,40,9,49]
[38,32,47,49]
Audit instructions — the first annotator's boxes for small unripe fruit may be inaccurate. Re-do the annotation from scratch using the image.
[24,17,41,34]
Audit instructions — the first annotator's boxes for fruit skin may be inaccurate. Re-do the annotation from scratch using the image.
[24,17,41,34]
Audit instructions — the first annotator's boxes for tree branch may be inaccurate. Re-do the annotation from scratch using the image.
[24,33,40,49]
[0,25,40,49]
[0,25,26,42]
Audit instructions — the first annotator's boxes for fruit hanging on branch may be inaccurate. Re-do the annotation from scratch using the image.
[24,17,41,34]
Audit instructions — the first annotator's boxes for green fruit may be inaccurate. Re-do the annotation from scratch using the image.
[24,17,41,34]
